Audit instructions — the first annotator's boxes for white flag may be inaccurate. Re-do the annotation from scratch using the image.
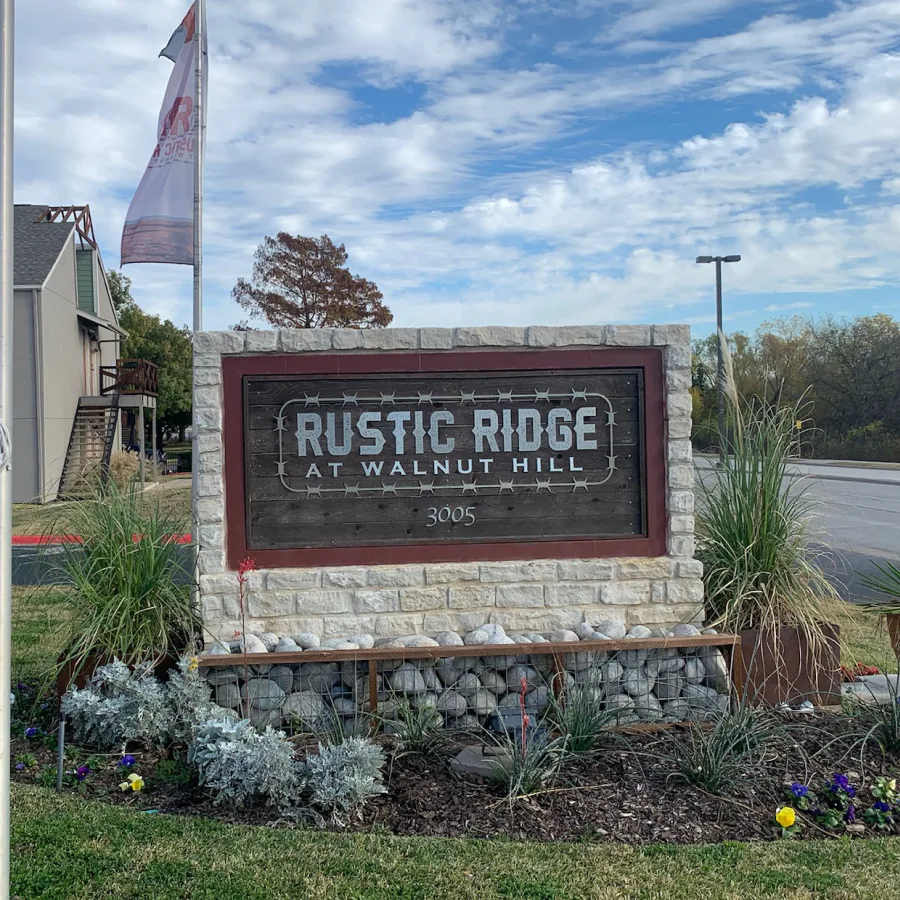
[121,4,206,265]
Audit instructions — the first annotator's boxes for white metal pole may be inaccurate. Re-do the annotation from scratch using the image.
[0,0,13,893]
[190,0,204,636]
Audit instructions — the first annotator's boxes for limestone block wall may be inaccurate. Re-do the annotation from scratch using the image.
[194,324,702,645]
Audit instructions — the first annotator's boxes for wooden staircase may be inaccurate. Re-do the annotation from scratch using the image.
[57,396,120,500]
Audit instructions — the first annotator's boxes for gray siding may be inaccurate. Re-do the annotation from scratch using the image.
[40,238,84,500]
[12,290,39,503]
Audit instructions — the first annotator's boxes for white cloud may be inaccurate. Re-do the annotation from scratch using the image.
[12,0,900,333]
[764,302,815,312]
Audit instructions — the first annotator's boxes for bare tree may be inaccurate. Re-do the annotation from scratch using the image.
[232,233,392,329]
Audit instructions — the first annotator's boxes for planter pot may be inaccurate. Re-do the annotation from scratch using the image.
[886,614,900,660]
[738,624,841,707]
[56,651,181,697]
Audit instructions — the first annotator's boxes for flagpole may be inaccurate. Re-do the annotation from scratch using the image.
[0,0,13,894]
[191,0,204,631]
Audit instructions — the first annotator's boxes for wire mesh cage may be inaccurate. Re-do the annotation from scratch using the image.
[200,635,740,736]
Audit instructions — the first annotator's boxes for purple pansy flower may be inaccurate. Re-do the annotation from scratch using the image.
[14,763,24,771]
[24,727,38,739]
[874,801,892,813]
[845,805,856,824]
[119,754,136,768]
[74,765,90,782]
[790,783,809,798]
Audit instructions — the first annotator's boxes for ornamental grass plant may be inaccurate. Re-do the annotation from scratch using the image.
[52,482,197,679]
[697,340,838,642]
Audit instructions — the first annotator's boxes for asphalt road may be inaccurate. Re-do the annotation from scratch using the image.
[695,459,900,603]
[13,462,900,599]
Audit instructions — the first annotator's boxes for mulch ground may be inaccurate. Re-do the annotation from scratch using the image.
[11,711,900,844]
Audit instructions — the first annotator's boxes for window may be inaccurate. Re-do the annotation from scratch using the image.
[76,248,96,313]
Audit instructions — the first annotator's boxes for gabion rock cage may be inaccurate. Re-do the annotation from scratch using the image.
[199,634,743,735]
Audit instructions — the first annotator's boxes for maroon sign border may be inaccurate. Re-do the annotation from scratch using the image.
[222,347,668,569]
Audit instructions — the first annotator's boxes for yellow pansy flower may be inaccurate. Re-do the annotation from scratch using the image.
[188,656,199,673]
[890,780,897,792]
[776,807,796,829]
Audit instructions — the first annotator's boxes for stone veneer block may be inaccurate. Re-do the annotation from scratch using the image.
[196,324,703,644]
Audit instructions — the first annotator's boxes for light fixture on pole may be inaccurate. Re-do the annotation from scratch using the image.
[695,254,741,461]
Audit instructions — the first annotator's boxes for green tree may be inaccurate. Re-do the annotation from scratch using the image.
[108,271,193,442]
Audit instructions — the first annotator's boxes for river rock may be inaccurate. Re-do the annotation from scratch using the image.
[472,689,499,717]
[453,714,480,730]
[655,672,686,701]
[591,632,611,641]
[207,667,239,686]
[526,686,552,711]
[599,659,625,683]
[329,697,360,717]
[480,670,506,695]
[437,690,467,717]
[390,663,427,694]
[293,632,320,650]
[296,663,339,693]
[684,658,706,684]
[321,638,359,651]
[506,664,541,692]
[622,669,653,697]
[671,623,702,637]
[349,633,375,650]
[682,683,720,711]
[239,634,269,655]
[647,655,684,677]
[525,633,549,643]
[273,637,300,653]
[620,648,649,668]
[283,690,325,725]
[663,698,691,720]
[509,633,532,644]
[249,706,282,729]
[549,629,580,643]
[699,648,730,692]
[464,629,490,646]
[605,693,635,713]
[415,692,440,711]
[498,693,522,710]
[565,651,598,671]
[256,632,279,652]
[212,682,241,710]
[595,620,627,640]
[575,622,596,640]
[456,672,482,698]
[405,635,440,648]
[480,623,506,641]
[207,642,232,655]
[626,625,653,639]
[633,694,663,721]
[267,665,295,694]
[423,668,443,693]
[245,678,285,711]
[435,631,465,647]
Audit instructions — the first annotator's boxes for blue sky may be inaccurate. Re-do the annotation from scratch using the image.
[13,0,900,337]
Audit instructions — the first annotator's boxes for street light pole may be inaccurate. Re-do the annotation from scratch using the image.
[696,254,741,462]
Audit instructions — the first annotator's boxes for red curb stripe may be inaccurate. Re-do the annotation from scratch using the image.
[12,534,192,545]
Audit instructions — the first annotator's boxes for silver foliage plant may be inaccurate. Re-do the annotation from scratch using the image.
[61,659,173,750]
[301,737,387,825]
[61,658,229,751]
[189,718,299,809]
[166,658,225,746]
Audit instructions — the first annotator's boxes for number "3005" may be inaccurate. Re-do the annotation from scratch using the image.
[426,506,476,527]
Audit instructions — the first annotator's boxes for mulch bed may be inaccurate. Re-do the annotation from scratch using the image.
[11,711,900,844]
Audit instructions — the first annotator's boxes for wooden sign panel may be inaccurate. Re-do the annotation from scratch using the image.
[243,367,647,551]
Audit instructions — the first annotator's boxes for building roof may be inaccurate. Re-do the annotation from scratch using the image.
[13,204,74,286]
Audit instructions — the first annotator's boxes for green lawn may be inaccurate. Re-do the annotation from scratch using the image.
[8,785,900,899]
[12,480,191,535]
[11,587,71,683]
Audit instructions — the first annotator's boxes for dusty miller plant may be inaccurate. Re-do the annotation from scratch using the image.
[61,659,172,750]
[189,717,299,809]
[166,658,229,745]
[301,737,387,825]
